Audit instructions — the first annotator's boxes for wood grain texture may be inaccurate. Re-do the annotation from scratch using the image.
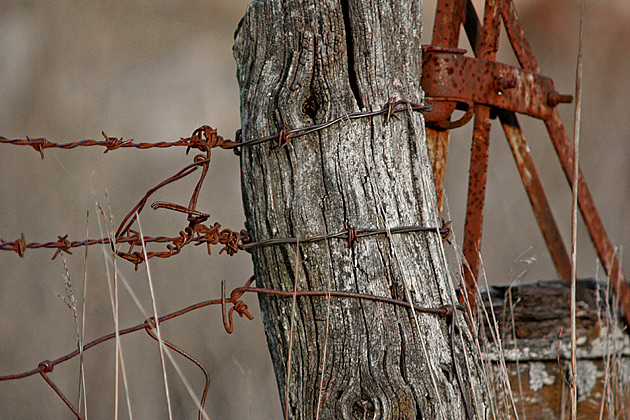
[233,1,487,418]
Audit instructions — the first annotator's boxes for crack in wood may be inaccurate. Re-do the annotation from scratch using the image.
[340,0,364,110]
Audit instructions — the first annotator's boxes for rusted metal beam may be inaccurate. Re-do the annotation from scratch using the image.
[422,47,571,123]
[498,109,571,279]
[545,110,630,326]
[432,0,466,47]
[460,0,502,309]
[425,0,469,214]
[500,0,540,73]
[462,105,492,307]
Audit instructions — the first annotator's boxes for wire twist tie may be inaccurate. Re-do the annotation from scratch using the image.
[37,360,54,373]
[345,223,359,248]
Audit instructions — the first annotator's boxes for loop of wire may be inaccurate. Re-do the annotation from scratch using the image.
[38,360,85,420]
[144,322,210,420]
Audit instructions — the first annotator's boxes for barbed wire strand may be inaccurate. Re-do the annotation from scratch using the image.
[2,277,465,419]
[0,276,461,381]
[0,99,429,158]
[0,223,452,272]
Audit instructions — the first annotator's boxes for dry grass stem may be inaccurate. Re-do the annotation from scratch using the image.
[136,213,174,420]
[569,1,585,418]
[79,211,89,418]
[95,198,133,420]
[284,239,301,420]
[56,257,88,416]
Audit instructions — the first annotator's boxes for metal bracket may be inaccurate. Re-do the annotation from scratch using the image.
[422,45,572,126]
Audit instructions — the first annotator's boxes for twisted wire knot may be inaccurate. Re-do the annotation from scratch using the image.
[345,223,359,248]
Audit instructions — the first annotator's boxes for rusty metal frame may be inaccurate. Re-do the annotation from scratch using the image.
[422,0,630,325]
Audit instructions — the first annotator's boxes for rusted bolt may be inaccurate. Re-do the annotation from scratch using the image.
[493,77,517,95]
[547,91,573,107]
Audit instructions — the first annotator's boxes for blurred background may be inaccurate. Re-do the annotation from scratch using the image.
[0,0,628,418]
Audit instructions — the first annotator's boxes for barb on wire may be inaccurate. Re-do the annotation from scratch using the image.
[221,278,255,334]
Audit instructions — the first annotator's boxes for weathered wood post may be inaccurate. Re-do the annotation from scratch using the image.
[233,1,488,418]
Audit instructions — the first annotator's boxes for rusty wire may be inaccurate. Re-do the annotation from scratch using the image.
[0,275,465,418]
[0,129,236,159]
[38,360,85,420]
[0,99,429,158]
[0,223,245,266]
[0,221,451,268]
[144,321,210,420]
[0,276,462,379]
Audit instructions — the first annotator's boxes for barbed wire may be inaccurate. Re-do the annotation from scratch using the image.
[0,275,465,420]
[0,99,429,158]
[1,98,437,268]
[0,97,475,418]
[0,223,245,265]
[0,221,451,267]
